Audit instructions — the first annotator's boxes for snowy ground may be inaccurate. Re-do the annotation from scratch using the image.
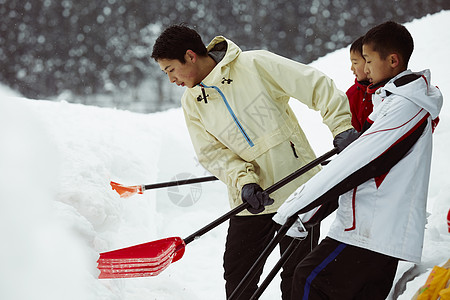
[1,11,449,300]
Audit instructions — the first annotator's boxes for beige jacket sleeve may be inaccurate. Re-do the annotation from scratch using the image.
[251,50,352,137]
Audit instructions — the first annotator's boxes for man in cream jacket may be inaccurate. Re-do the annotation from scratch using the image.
[152,24,354,299]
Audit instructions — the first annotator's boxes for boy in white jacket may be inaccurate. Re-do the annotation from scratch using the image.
[273,21,443,299]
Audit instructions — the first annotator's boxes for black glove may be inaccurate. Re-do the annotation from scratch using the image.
[333,128,360,153]
[241,183,274,214]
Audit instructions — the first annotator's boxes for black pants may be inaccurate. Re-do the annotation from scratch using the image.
[291,237,399,300]
[223,213,320,300]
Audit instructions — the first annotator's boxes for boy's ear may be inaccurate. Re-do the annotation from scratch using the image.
[185,50,197,63]
[389,53,400,68]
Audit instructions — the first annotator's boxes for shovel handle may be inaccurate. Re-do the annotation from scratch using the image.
[143,175,218,191]
[250,237,303,299]
[229,215,299,300]
[184,202,249,244]
[183,148,338,245]
[264,147,338,195]
[111,176,219,198]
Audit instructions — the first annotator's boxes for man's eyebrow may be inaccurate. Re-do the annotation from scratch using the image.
[163,65,171,72]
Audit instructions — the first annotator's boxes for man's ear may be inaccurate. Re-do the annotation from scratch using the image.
[185,50,197,63]
[389,53,400,68]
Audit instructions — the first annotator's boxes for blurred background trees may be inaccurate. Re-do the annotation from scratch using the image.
[1,0,448,113]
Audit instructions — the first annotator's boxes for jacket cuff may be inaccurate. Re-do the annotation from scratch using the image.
[237,173,259,191]
[272,212,287,226]
[332,123,353,138]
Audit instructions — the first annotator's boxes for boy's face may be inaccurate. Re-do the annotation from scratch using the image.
[350,50,367,82]
[157,52,201,88]
[362,44,396,85]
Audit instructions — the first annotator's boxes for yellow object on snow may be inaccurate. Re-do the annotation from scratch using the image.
[413,259,450,300]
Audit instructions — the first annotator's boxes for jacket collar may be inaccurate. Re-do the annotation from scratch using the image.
[189,37,240,101]
[367,78,391,95]
[199,36,240,87]
[355,79,370,89]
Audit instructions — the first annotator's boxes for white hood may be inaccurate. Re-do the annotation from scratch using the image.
[384,69,443,119]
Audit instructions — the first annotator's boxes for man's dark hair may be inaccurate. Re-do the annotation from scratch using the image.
[363,21,414,67]
[151,24,208,63]
[350,36,364,56]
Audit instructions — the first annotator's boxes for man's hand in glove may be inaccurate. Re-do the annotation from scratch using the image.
[241,183,274,214]
[333,128,360,153]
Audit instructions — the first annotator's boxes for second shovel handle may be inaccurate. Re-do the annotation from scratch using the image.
[183,148,338,245]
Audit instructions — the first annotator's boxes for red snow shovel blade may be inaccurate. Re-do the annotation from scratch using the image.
[98,258,173,278]
[97,237,185,279]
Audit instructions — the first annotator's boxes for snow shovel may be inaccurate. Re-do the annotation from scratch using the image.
[97,148,338,279]
[110,175,218,198]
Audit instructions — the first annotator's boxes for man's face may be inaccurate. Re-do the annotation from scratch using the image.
[363,44,394,85]
[350,50,367,82]
[157,55,200,88]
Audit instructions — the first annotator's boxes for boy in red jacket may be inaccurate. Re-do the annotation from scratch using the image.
[346,36,374,132]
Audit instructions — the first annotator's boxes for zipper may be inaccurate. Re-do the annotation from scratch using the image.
[199,82,254,147]
[344,187,357,231]
[290,141,299,158]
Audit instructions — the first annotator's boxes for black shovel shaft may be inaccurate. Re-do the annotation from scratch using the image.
[184,202,249,244]
[250,238,303,299]
[143,175,218,190]
[183,148,337,246]
[264,147,338,195]
[228,215,299,300]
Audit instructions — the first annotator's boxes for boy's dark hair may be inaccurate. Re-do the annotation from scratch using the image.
[350,36,364,56]
[151,24,208,63]
[363,21,414,67]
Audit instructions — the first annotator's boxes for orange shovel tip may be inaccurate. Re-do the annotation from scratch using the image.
[110,181,144,198]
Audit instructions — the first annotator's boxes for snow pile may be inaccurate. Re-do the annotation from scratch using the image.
[0,10,449,300]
